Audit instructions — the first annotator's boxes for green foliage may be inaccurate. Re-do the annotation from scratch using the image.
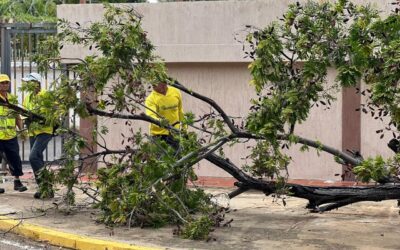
[299,145,309,152]
[246,0,365,139]
[33,3,168,121]
[206,118,228,141]
[95,132,214,229]
[183,112,195,126]
[36,168,55,198]
[182,216,214,240]
[245,0,400,182]
[353,156,389,183]
[31,5,222,238]
[243,141,290,178]
[0,0,147,23]
[353,154,400,183]
[0,0,57,22]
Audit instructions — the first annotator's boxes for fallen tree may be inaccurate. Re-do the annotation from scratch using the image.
[3,0,400,239]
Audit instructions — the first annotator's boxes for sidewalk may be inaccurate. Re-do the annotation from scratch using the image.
[1,175,400,249]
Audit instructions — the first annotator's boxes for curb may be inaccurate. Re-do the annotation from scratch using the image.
[0,216,160,250]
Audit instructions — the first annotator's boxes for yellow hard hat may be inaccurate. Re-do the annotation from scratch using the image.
[0,74,10,83]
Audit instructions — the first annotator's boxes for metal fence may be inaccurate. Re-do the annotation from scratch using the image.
[0,22,71,166]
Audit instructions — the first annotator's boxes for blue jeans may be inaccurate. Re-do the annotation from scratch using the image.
[29,133,52,177]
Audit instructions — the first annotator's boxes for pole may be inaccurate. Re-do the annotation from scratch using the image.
[0,25,11,77]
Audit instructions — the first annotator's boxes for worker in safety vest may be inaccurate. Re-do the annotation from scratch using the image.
[22,72,54,199]
[0,74,27,194]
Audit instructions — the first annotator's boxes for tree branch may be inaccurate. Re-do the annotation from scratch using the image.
[86,105,180,133]
[0,98,45,122]
[235,131,361,166]
[171,80,239,133]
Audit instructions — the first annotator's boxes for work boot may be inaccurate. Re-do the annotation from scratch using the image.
[14,180,28,192]
[0,188,4,194]
[34,191,54,199]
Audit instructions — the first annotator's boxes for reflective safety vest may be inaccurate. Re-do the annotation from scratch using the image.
[23,91,53,136]
[0,94,17,140]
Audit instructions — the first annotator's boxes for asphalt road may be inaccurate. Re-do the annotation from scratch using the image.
[0,233,65,250]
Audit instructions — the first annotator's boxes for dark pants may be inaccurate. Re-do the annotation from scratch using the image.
[29,133,52,179]
[153,135,180,150]
[0,137,23,177]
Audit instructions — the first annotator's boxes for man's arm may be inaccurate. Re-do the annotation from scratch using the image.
[177,91,184,122]
[177,90,187,131]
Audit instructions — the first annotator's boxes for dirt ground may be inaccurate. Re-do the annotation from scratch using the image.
[1,178,400,250]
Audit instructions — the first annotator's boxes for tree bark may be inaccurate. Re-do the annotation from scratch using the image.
[289,184,400,212]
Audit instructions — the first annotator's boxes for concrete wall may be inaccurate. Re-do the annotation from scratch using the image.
[58,0,396,181]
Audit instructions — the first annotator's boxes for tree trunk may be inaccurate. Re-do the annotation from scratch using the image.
[289,184,400,212]
[206,152,400,212]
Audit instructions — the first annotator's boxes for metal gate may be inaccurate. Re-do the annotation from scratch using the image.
[0,22,67,165]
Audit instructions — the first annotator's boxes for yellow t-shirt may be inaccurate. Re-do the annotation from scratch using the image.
[145,86,184,136]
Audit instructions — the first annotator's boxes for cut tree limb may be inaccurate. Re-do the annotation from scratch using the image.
[288,184,400,212]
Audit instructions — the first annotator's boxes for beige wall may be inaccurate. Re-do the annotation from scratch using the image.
[58,0,396,180]
[58,0,393,62]
[167,64,344,179]
[361,82,394,160]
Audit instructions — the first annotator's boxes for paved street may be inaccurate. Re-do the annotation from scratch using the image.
[0,233,65,249]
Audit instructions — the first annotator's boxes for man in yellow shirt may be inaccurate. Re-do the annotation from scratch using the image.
[22,73,54,199]
[0,74,27,193]
[145,82,184,148]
